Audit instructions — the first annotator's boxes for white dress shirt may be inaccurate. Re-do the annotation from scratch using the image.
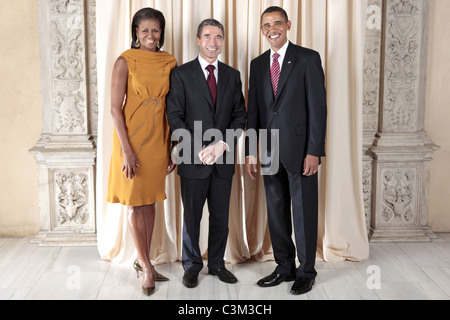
[246,41,291,160]
[197,55,229,152]
[198,55,219,83]
[270,40,290,71]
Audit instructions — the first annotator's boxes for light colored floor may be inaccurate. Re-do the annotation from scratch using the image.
[1,234,450,300]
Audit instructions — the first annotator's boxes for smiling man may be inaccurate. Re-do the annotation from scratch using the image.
[167,19,247,289]
[245,6,327,295]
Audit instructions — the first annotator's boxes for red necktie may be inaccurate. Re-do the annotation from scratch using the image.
[271,53,281,98]
[206,65,217,107]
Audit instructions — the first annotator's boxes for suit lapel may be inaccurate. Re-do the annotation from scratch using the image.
[274,44,296,109]
[260,51,274,110]
[216,62,229,116]
[190,60,215,113]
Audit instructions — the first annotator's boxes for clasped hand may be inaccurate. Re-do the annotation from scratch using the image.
[198,142,227,166]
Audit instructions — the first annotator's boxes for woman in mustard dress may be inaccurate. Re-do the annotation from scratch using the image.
[106,8,177,296]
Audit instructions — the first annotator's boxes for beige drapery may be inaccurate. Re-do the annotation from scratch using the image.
[96,0,369,266]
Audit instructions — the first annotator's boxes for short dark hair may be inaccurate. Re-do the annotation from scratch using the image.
[131,8,166,49]
[197,19,225,39]
[261,6,289,25]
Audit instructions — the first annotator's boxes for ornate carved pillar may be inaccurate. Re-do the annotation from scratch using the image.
[364,0,384,234]
[30,0,98,246]
[365,0,440,242]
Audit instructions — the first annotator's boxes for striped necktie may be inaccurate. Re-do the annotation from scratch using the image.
[271,53,281,98]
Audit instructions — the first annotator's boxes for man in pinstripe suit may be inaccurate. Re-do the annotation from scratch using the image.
[167,19,247,289]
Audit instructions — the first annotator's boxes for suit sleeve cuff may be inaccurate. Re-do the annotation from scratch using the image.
[219,140,230,152]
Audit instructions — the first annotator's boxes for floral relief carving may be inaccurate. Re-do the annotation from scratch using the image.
[363,0,383,132]
[383,0,422,132]
[87,0,98,135]
[381,168,416,224]
[50,0,82,15]
[363,0,383,231]
[362,163,372,228]
[50,0,87,134]
[363,43,381,132]
[53,89,85,133]
[54,172,89,226]
[392,0,419,14]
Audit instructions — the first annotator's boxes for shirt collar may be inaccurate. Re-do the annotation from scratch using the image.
[198,55,219,71]
[271,40,290,60]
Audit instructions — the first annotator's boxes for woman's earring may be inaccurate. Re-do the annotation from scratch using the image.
[135,38,141,48]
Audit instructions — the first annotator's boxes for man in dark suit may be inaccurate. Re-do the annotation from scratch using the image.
[245,6,327,295]
[167,19,247,289]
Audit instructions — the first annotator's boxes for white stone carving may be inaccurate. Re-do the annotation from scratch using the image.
[362,162,372,232]
[50,0,88,134]
[367,0,439,242]
[31,0,97,246]
[87,0,98,136]
[381,168,416,225]
[363,0,383,134]
[54,172,89,226]
[363,0,384,228]
[382,0,421,132]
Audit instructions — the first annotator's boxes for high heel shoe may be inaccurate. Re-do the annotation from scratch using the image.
[134,260,170,282]
[133,260,142,278]
[138,262,155,297]
[142,286,155,297]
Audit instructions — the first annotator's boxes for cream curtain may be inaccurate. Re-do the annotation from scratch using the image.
[96,0,369,266]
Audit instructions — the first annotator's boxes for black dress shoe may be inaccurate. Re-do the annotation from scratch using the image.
[182,271,199,288]
[256,272,296,288]
[209,267,238,284]
[290,277,315,295]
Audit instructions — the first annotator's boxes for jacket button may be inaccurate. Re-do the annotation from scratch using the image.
[274,112,278,116]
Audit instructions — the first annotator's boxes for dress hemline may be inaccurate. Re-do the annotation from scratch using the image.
[105,194,168,207]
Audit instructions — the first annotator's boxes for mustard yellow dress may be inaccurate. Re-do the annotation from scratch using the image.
[106,49,177,207]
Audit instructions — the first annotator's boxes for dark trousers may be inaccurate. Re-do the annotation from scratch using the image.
[263,161,318,279]
[180,169,233,272]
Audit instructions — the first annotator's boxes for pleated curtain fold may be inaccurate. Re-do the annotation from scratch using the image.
[96,0,369,266]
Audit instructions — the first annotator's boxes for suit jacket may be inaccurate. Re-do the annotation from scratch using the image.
[245,42,327,173]
[167,58,247,180]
